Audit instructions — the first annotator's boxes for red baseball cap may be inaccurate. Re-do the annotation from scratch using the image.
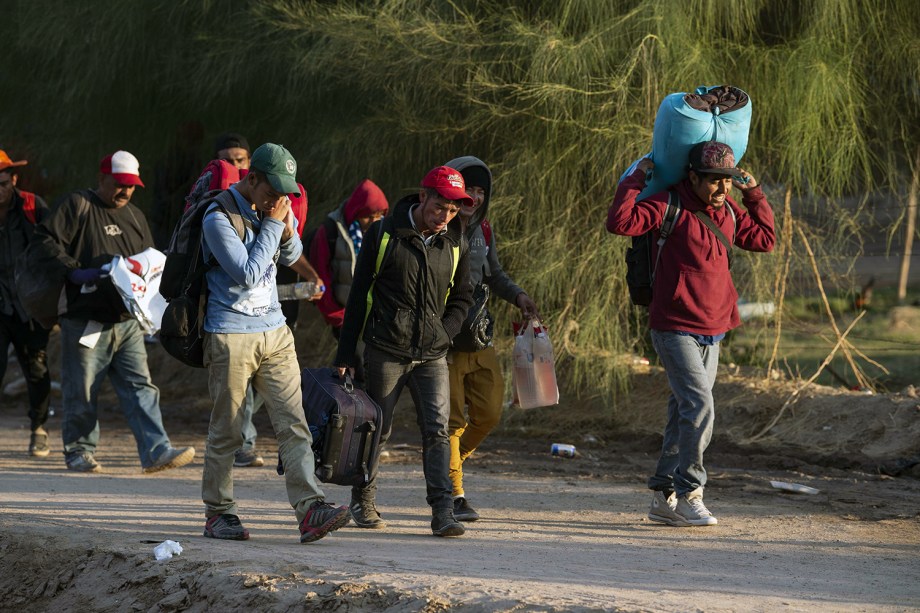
[0,149,28,172]
[99,150,145,187]
[421,166,473,206]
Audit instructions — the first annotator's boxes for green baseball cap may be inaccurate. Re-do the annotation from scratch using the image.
[250,143,301,197]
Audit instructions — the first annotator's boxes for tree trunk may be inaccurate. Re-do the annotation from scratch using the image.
[897,150,919,302]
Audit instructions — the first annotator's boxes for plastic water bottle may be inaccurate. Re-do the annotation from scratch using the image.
[513,333,539,409]
[277,281,323,301]
[532,330,559,405]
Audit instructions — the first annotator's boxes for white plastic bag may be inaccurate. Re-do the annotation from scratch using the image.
[512,320,559,409]
[153,539,183,561]
[104,247,167,334]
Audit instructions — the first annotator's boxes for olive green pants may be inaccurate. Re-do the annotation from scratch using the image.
[447,346,504,497]
[201,327,324,523]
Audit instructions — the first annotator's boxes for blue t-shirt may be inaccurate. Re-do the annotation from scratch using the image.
[673,330,726,345]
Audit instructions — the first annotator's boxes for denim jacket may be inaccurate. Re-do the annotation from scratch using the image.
[201,186,302,333]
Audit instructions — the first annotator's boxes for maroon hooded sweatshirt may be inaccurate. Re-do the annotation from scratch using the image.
[607,169,775,335]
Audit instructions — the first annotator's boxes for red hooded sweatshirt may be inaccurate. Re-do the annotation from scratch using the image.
[607,169,775,335]
[310,179,388,328]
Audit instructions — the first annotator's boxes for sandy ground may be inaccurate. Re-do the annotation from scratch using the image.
[1,389,919,612]
[3,311,920,612]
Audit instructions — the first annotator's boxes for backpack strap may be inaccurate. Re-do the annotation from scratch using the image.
[480,219,492,247]
[361,220,393,334]
[207,189,249,241]
[184,189,265,291]
[692,209,734,270]
[21,192,37,225]
[651,191,682,282]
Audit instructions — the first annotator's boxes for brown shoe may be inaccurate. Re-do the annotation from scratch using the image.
[29,427,51,457]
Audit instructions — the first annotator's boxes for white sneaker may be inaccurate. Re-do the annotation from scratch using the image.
[675,489,718,526]
[648,491,690,527]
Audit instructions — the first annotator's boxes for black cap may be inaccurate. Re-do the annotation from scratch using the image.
[214,132,250,154]
[460,165,490,192]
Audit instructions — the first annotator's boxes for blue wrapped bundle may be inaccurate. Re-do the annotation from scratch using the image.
[621,85,752,199]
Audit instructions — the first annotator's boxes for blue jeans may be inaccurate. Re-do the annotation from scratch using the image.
[239,385,264,451]
[359,345,452,510]
[647,330,719,496]
[60,318,171,467]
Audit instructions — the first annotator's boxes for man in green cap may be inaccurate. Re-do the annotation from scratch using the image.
[199,143,349,543]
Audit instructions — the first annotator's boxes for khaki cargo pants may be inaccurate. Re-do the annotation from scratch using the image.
[201,326,324,522]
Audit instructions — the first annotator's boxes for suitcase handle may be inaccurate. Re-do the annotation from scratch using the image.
[355,420,377,485]
[337,371,354,394]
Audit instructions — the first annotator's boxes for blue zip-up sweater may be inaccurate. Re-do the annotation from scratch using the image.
[201,186,302,333]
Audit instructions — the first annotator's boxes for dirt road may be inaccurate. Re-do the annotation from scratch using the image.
[1,395,918,612]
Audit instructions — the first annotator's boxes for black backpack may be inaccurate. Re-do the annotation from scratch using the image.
[158,190,247,367]
[624,190,682,307]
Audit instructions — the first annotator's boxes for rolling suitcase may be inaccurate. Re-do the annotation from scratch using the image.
[299,367,383,487]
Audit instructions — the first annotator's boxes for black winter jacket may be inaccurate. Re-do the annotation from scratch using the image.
[31,189,155,323]
[0,189,49,320]
[334,196,473,363]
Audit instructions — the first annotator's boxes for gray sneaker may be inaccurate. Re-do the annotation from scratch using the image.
[350,495,386,529]
[29,427,51,457]
[647,490,690,527]
[300,501,351,543]
[234,448,265,467]
[144,446,196,474]
[65,452,101,473]
[203,513,250,540]
[675,489,718,526]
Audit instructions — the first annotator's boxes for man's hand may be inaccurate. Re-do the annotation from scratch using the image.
[68,268,105,285]
[288,255,326,301]
[733,168,758,191]
[515,292,540,322]
[336,366,355,379]
[636,158,655,182]
[267,196,292,222]
[268,197,294,242]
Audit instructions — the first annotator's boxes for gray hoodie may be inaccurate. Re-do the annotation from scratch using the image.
[444,156,524,349]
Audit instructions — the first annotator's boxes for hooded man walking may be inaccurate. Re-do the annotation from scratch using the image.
[442,156,539,521]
